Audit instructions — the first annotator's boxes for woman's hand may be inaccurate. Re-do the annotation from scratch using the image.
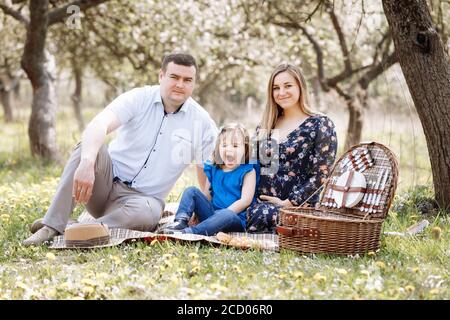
[259,195,292,207]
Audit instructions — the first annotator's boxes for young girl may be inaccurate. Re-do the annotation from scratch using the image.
[162,123,258,236]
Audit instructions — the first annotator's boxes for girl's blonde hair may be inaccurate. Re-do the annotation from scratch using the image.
[212,123,251,168]
[259,63,320,139]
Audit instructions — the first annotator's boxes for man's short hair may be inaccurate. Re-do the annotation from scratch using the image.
[161,53,198,73]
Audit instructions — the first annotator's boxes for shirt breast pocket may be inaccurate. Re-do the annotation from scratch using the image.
[171,134,194,166]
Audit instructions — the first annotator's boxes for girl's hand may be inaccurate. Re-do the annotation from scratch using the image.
[259,195,292,207]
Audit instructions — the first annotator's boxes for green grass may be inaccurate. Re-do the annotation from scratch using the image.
[0,108,448,300]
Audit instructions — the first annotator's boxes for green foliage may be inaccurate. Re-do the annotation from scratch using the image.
[392,185,439,216]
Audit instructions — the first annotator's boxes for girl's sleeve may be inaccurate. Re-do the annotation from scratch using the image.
[203,161,214,184]
[288,116,338,206]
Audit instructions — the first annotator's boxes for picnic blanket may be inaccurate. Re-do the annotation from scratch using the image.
[49,203,279,251]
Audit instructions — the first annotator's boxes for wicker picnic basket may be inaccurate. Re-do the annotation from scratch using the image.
[277,142,398,255]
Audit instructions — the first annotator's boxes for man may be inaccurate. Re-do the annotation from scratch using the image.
[23,53,218,246]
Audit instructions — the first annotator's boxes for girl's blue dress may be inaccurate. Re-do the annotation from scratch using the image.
[204,161,259,228]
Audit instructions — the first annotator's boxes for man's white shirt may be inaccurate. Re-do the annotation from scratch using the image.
[105,85,218,202]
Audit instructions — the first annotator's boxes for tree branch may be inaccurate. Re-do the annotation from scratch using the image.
[85,19,141,70]
[0,2,29,25]
[333,83,352,101]
[271,3,328,89]
[304,0,327,23]
[20,0,49,86]
[370,30,388,61]
[358,50,397,89]
[328,5,352,73]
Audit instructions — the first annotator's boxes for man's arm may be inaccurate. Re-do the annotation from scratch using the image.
[73,109,121,204]
[196,165,207,191]
[202,178,212,201]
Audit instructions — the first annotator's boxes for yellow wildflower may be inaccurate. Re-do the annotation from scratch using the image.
[46,252,56,261]
[336,268,348,275]
[411,267,420,273]
[188,252,199,259]
[191,265,201,273]
[60,282,71,290]
[429,289,439,295]
[81,279,96,287]
[405,285,415,293]
[313,273,326,282]
[210,283,228,291]
[431,227,442,240]
[16,281,28,290]
[185,288,196,295]
[232,265,242,273]
[82,286,94,295]
[110,255,121,265]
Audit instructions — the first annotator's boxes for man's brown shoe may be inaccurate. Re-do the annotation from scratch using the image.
[29,218,44,234]
[22,226,58,246]
[30,218,77,234]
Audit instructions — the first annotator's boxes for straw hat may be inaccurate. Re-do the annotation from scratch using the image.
[64,223,110,247]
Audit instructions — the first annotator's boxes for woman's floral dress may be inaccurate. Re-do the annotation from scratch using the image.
[246,115,338,233]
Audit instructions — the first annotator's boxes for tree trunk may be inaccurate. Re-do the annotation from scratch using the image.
[0,88,14,122]
[383,0,450,210]
[344,90,365,150]
[0,74,14,122]
[13,78,21,100]
[21,0,59,161]
[311,77,322,110]
[71,61,85,131]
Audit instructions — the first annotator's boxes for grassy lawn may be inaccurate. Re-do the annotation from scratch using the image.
[0,108,448,300]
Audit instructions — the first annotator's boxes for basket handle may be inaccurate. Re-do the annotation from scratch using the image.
[276,226,320,238]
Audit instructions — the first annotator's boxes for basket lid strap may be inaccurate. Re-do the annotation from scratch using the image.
[330,185,367,193]
[276,226,320,238]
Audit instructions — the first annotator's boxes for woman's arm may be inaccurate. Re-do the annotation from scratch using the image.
[288,117,338,206]
[259,195,292,207]
[227,169,256,213]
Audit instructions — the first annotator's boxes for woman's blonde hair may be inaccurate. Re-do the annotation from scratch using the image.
[259,63,319,139]
[212,123,251,168]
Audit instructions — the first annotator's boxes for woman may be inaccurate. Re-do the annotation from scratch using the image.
[247,63,338,233]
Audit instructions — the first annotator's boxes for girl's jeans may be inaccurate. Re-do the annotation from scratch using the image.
[175,186,244,236]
